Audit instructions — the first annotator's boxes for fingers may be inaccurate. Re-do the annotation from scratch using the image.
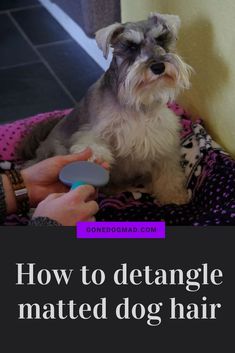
[93,157,110,170]
[44,193,65,201]
[101,161,110,170]
[56,148,93,166]
[65,185,96,202]
[67,190,99,218]
[46,186,97,205]
[49,148,110,172]
[86,216,96,222]
[33,187,99,225]
[86,200,99,215]
[64,195,99,222]
[75,201,99,221]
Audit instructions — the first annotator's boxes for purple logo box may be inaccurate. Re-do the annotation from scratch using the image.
[76,222,165,239]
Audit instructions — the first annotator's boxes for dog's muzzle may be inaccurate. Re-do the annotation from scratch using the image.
[150,62,165,75]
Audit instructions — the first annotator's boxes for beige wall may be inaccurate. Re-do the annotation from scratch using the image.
[121,0,235,156]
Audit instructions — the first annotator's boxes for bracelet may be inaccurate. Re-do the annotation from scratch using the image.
[0,173,7,222]
[5,169,30,215]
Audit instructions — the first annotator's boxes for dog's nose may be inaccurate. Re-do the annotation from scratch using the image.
[150,62,165,75]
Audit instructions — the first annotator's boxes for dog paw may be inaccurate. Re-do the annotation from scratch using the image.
[70,144,89,155]
[70,143,114,165]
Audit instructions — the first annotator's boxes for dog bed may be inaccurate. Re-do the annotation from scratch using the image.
[0,102,234,226]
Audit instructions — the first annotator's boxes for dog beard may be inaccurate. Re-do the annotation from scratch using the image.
[118,53,192,111]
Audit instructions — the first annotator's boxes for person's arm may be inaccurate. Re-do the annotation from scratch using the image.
[0,172,60,225]
[0,148,104,226]
[0,171,98,226]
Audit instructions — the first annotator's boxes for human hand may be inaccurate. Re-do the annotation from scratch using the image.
[32,185,99,226]
[21,148,108,207]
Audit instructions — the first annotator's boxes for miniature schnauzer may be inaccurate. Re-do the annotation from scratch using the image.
[21,13,193,205]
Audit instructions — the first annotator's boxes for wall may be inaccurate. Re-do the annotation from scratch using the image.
[121,0,235,156]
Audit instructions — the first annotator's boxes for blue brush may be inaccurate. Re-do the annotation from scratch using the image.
[59,161,110,190]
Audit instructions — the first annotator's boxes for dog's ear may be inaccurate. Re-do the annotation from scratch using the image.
[149,13,181,37]
[96,23,124,59]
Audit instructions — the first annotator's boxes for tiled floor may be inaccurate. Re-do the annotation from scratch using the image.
[0,0,103,123]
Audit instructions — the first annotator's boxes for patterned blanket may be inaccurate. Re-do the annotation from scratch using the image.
[1,103,234,225]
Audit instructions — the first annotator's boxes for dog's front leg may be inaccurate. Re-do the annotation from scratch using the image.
[152,157,190,205]
[69,131,114,165]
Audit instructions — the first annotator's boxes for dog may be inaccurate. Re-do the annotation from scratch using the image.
[20,12,193,205]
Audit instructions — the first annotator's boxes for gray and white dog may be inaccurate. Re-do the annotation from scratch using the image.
[21,13,193,205]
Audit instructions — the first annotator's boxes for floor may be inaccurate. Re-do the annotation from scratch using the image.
[0,0,103,123]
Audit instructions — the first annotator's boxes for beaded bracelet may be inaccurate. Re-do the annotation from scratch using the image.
[5,169,30,215]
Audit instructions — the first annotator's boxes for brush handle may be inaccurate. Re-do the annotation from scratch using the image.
[71,181,87,190]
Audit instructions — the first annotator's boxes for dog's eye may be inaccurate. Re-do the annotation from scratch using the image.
[155,33,167,45]
[127,42,140,52]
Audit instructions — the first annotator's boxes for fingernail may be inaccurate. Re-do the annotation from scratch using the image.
[102,162,110,170]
